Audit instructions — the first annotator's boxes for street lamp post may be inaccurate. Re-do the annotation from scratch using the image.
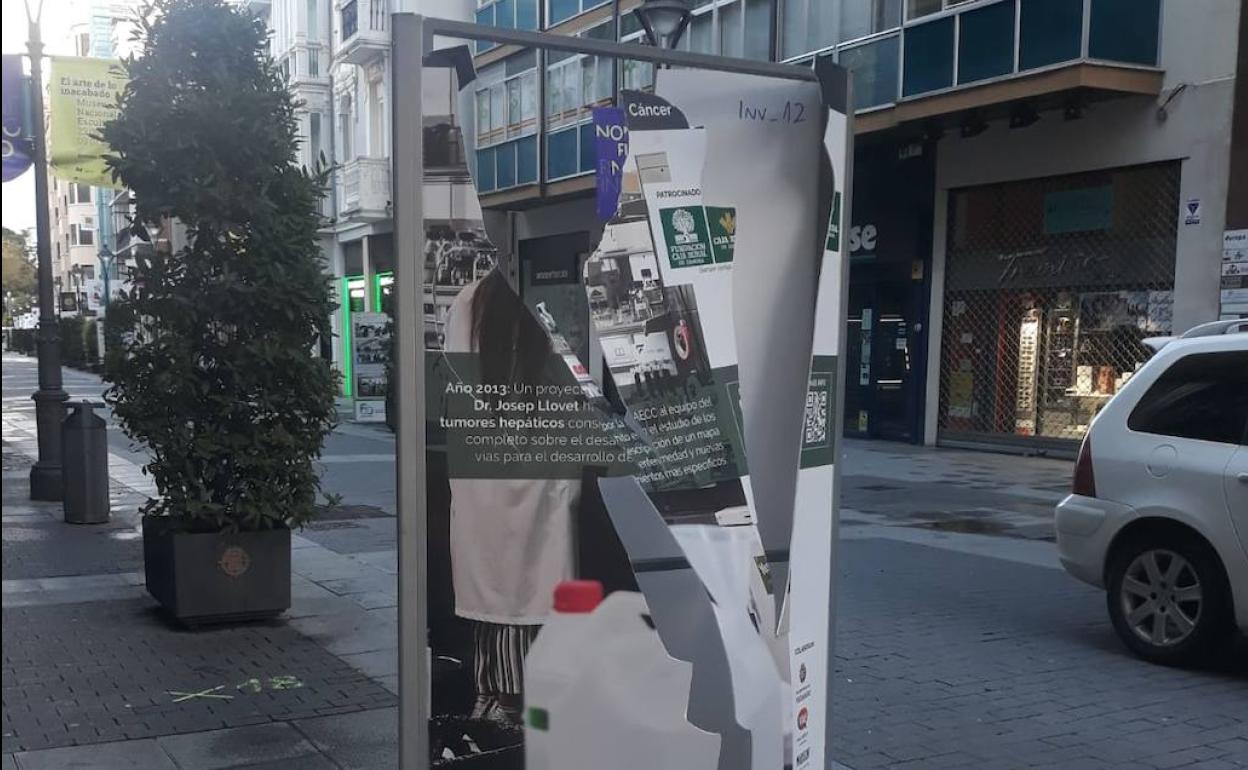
[97,246,114,311]
[633,0,691,50]
[26,2,70,501]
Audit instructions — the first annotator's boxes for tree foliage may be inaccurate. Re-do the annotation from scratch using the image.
[101,0,338,531]
[2,227,37,325]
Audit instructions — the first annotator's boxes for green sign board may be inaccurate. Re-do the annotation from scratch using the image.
[660,205,714,269]
[1044,187,1113,235]
[826,192,842,251]
[706,206,736,264]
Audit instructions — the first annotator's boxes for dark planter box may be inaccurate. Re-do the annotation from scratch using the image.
[143,516,291,626]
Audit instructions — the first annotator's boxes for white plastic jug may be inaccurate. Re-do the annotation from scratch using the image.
[524,581,720,770]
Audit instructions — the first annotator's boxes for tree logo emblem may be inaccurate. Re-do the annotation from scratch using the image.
[672,208,696,237]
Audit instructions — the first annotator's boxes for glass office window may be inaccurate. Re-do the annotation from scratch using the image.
[807,0,838,54]
[902,15,953,96]
[841,0,902,42]
[507,78,523,134]
[476,147,497,192]
[621,13,644,36]
[546,57,584,125]
[720,2,743,57]
[475,90,491,140]
[1019,0,1082,70]
[548,0,608,27]
[578,123,596,173]
[495,0,514,27]
[622,58,656,91]
[547,127,579,179]
[475,54,538,192]
[837,34,900,108]
[549,0,578,26]
[496,142,517,189]
[744,0,772,59]
[906,0,941,19]
[957,0,1015,84]
[781,0,806,58]
[490,84,506,133]
[517,135,538,184]
[516,0,538,29]
[1089,0,1159,65]
[581,55,612,107]
[521,70,538,122]
[687,12,713,53]
[475,5,495,51]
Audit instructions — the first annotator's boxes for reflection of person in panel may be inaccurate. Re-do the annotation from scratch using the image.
[443,268,580,726]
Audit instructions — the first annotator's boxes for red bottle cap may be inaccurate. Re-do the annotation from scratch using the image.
[553,580,604,613]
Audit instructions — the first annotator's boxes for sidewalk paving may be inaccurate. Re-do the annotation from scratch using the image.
[2,382,402,768]
[5,353,1245,770]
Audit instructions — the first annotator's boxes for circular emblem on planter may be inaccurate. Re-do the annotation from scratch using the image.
[219,546,251,578]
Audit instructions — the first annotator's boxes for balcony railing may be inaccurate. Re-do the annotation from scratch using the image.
[338,157,390,220]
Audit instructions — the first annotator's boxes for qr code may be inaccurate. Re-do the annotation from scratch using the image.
[804,389,828,446]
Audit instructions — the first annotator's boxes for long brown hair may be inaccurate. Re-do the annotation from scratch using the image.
[470,269,551,390]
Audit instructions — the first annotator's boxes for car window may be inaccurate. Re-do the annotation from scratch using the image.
[1127,350,1248,445]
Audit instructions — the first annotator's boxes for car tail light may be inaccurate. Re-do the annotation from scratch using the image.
[1073,434,1096,497]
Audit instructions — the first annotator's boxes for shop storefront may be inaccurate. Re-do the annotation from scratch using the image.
[843,143,935,443]
[937,162,1179,451]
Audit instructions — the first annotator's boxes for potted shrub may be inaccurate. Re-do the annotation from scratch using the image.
[101,0,338,625]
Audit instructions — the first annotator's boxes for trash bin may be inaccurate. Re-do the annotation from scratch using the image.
[62,400,110,524]
[430,716,523,770]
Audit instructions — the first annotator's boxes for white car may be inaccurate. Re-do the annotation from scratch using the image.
[1056,320,1248,665]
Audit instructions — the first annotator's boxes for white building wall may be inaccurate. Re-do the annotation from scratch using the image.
[921,0,1242,445]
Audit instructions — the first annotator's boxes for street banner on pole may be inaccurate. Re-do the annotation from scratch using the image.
[2,55,33,182]
[47,56,127,187]
[592,107,627,222]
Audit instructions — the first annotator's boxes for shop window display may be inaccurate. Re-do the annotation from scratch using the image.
[939,162,1179,447]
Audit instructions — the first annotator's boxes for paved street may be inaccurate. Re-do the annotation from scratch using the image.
[3,353,1246,769]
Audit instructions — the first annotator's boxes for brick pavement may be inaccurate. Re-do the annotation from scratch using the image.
[6,353,1246,769]
[831,538,1248,770]
[841,438,1074,541]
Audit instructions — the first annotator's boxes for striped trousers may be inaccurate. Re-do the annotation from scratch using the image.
[473,621,540,696]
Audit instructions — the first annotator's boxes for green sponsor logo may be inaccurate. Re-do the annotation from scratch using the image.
[527,706,550,731]
[660,205,713,269]
[826,191,841,252]
[706,206,736,264]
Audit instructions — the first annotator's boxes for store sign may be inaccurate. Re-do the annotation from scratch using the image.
[1223,230,1248,317]
[2,56,33,183]
[847,223,878,255]
[1183,198,1202,226]
[1043,186,1113,235]
[414,65,849,770]
[528,251,578,286]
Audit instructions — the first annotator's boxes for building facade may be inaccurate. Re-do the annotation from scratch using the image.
[460,0,1243,455]
[246,0,475,402]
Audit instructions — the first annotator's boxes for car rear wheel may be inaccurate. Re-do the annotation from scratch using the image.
[1105,532,1232,666]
